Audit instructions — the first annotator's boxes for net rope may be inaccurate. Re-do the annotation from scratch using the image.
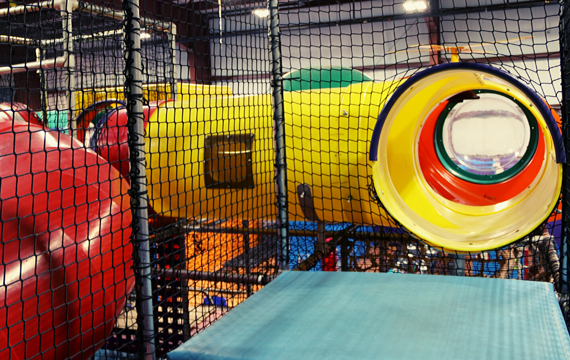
[0,0,566,359]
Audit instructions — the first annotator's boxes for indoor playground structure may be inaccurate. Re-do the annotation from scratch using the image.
[0,0,569,359]
[82,63,563,253]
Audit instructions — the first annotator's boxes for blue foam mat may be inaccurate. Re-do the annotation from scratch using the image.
[168,272,570,360]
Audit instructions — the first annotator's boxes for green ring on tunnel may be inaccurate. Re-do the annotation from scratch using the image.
[434,90,539,185]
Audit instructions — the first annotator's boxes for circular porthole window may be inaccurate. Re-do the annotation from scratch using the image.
[434,90,539,184]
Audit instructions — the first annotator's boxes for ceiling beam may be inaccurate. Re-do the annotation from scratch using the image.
[195,0,366,16]
[210,51,560,82]
[83,0,212,83]
[186,0,557,39]
[425,0,441,65]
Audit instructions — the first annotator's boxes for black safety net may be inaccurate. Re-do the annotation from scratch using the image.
[0,0,567,359]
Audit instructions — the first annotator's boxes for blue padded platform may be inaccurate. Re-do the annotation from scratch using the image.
[167,272,570,360]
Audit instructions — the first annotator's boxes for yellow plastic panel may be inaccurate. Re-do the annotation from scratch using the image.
[143,83,397,224]
[76,83,233,110]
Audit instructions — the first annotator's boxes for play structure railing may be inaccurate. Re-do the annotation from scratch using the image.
[0,0,178,137]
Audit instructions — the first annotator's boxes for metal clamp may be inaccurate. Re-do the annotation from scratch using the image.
[297,183,321,222]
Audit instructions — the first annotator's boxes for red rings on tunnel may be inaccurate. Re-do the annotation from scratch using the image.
[418,99,546,207]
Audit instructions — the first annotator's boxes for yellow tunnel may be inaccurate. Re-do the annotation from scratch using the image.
[145,78,401,224]
[142,65,562,252]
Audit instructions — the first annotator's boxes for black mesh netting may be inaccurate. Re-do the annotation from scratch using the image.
[0,0,567,359]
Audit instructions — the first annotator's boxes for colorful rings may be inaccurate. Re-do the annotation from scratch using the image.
[432,90,540,185]
[369,63,563,252]
[418,94,546,207]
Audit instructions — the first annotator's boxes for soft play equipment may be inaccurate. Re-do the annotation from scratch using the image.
[282,67,373,91]
[84,100,170,181]
[0,102,44,126]
[167,271,570,360]
[73,99,127,145]
[75,82,232,111]
[0,112,134,359]
[38,110,69,133]
[370,63,563,252]
[84,64,563,252]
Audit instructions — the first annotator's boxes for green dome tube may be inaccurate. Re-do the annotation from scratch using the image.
[283,67,373,92]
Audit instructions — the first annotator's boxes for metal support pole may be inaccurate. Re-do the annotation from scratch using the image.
[158,269,274,285]
[0,0,54,17]
[35,48,48,125]
[41,29,123,47]
[293,224,359,272]
[316,221,326,257]
[316,222,325,249]
[243,220,253,297]
[455,254,465,276]
[169,24,178,100]
[123,0,156,358]
[560,1,570,295]
[78,2,171,31]
[61,0,77,138]
[267,0,289,272]
[340,235,349,272]
[178,232,191,342]
[0,35,39,45]
[0,56,66,75]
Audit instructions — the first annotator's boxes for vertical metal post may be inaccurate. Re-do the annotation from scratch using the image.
[316,222,326,265]
[243,220,253,297]
[267,0,289,272]
[316,222,325,249]
[560,1,569,295]
[455,254,465,276]
[169,24,178,100]
[178,231,191,342]
[218,0,223,43]
[61,0,77,138]
[35,48,48,125]
[340,235,349,272]
[123,0,156,358]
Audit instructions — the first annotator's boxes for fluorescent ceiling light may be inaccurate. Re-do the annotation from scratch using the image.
[403,1,416,11]
[403,1,427,12]
[415,1,427,10]
[252,8,270,17]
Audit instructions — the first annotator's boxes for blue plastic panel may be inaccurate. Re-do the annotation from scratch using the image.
[168,272,570,360]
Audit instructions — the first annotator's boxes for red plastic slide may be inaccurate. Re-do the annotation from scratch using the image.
[0,115,134,359]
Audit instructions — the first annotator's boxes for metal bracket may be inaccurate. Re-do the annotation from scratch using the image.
[297,183,321,222]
